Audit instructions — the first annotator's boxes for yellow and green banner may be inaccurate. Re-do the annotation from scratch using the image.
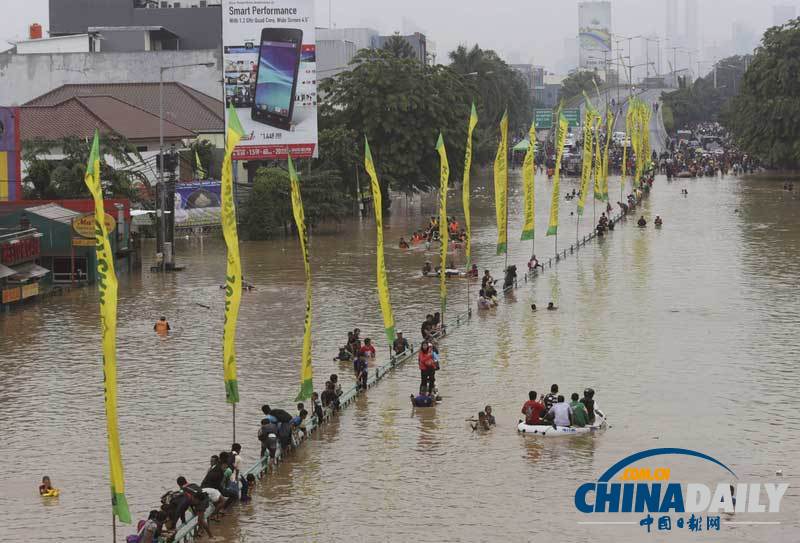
[521,118,536,241]
[601,111,614,201]
[494,110,508,254]
[365,137,396,343]
[288,156,313,400]
[593,114,604,201]
[462,103,477,268]
[578,107,596,216]
[622,111,630,196]
[436,133,449,317]
[546,113,569,236]
[195,150,206,179]
[221,104,244,404]
[84,130,131,524]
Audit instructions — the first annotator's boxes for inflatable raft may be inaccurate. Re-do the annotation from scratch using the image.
[517,408,607,437]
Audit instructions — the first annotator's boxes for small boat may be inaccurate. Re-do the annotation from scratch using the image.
[517,408,607,437]
[422,269,467,279]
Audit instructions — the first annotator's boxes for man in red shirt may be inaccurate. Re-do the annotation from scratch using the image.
[359,338,376,358]
[521,390,546,425]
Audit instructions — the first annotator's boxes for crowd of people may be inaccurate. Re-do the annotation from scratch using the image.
[660,123,760,179]
[402,216,467,249]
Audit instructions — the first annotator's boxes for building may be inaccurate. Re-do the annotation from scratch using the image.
[511,64,534,94]
[317,40,358,80]
[666,0,679,47]
[732,21,758,56]
[541,74,565,109]
[316,27,379,52]
[0,200,133,309]
[374,33,429,64]
[50,0,222,50]
[0,108,21,202]
[773,5,797,26]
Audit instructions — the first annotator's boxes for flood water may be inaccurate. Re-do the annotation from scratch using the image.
[2,168,800,542]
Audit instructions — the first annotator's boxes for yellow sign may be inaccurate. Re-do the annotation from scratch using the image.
[2,287,20,304]
[73,213,116,238]
[21,283,39,299]
[72,237,96,247]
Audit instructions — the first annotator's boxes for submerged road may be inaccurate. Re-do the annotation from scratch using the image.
[3,169,800,542]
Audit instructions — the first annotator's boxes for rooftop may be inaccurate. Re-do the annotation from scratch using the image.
[20,95,195,142]
[24,203,82,225]
[23,82,223,134]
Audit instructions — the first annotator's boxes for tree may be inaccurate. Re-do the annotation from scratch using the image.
[382,33,417,60]
[661,55,748,130]
[559,71,602,103]
[448,44,534,134]
[320,49,471,207]
[22,134,145,200]
[725,19,800,167]
[240,166,350,240]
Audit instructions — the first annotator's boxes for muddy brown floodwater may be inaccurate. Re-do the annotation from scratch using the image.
[2,170,799,542]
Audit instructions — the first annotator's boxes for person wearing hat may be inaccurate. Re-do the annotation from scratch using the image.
[393,331,409,356]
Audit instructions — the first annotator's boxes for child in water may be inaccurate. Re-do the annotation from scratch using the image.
[39,475,58,496]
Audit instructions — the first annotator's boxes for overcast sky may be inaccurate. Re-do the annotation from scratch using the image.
[1,0,794,71]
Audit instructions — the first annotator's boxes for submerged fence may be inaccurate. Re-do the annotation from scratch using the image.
[169,199,644,542]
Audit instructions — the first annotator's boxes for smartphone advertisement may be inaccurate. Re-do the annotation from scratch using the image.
[222,0,317,160]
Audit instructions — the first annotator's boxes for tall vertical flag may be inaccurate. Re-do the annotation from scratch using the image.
[221,104,244,404]
[83,130,131,524]
[593,114,604,201]
[462,103,478,268]
[365,138,396,343]
[289,156,313,400]
[195,150,206,179]
[546,113,569,236]
[435,133,449,318]
[601,112,614,201]
[622,110,630,197]
[520,118,536,241]
[578,107,596,216]
[494,110,509,255]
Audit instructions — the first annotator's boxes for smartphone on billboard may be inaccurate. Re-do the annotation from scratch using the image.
[251,28,303,130]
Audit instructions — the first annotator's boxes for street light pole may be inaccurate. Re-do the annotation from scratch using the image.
[157,61,215,270]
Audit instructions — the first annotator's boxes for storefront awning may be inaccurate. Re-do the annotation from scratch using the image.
[0,263,16,280]
[8,262,50,281]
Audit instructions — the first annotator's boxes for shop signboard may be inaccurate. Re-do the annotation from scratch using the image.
[72,238,97,247]
[1,236,40,265]
[73,214,116,238]
[2,286,20,304]
[21,283,38,299]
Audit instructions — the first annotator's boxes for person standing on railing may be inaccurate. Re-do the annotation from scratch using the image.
[418,342,437,394]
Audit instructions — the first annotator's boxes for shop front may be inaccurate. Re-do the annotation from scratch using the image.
[0,228,48,308]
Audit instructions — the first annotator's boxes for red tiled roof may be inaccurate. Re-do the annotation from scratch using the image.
[20,96,194,142]
[23,82,223,133]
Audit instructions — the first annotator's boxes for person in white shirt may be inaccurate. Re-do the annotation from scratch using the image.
[546,395,573,427]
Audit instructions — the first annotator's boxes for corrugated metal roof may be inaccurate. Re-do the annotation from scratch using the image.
[24,82,223,133]
[20,96,194,141]
[25,203,82,224]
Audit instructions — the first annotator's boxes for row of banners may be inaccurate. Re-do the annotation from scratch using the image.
[87,92,652,527]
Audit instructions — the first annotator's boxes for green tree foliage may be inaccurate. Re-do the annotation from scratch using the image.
[661,55,748,130]
[448,44,533,134]
[320,49,471,207]
[22,134,145,200]
[726,20,800,167]
[559,71,602,103]
[382,34,417,60]
[240,166,350,239]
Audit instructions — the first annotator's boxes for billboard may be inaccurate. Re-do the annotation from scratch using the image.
[222,0,317,160]
[579,1,612,53]
[174,180,222,227]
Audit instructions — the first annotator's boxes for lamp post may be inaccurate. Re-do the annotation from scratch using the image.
[158,62,214,269]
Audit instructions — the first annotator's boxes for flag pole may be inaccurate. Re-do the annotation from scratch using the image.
[112,515,116,543]
[232,403,236,443]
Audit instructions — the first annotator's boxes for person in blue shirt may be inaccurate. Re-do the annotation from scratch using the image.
[410,391,434,407]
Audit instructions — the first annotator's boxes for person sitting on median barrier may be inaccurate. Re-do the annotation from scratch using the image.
[330,374,343,398]
[410,390,434,407]
[393,330,409,356]
[354,356,369,390]
[181,481,216,538]
[258,418,279,460]
[310,392,324,427]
